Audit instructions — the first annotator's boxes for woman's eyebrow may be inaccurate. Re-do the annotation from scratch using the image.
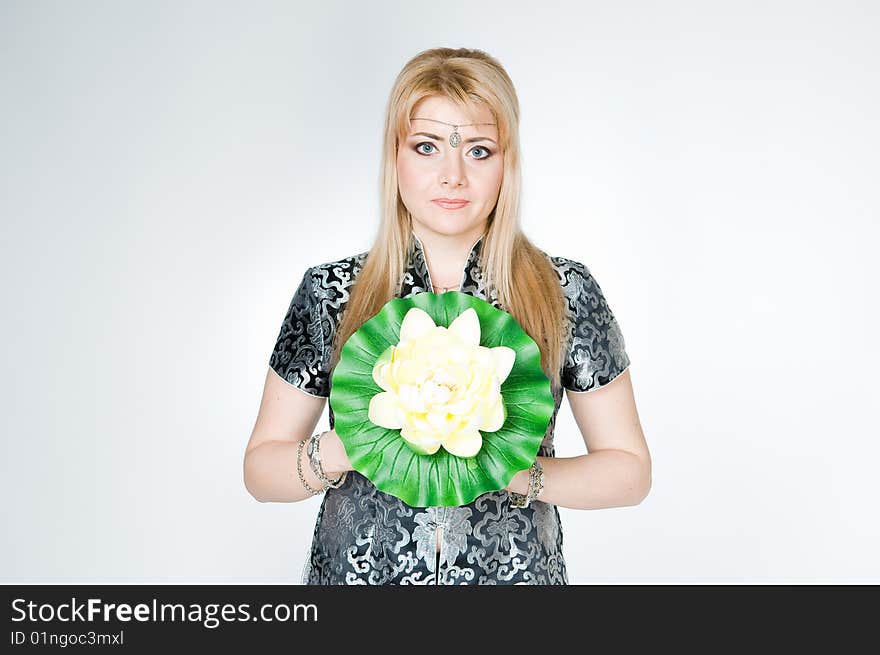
[410,131,498,145]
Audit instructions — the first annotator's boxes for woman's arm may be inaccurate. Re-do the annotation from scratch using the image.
[243,368,351,503]
[504,368,651,510]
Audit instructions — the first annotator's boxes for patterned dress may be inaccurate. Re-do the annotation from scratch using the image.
[269,232,630,584]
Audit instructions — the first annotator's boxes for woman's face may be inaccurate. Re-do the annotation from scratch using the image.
[396,95,503,241]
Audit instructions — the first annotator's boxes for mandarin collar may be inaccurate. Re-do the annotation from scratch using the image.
[402,232,485,298]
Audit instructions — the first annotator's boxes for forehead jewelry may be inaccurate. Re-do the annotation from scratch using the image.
[411,116,496,148]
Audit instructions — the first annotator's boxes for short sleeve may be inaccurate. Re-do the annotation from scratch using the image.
[561,261,631,393]
[268,267,330,398]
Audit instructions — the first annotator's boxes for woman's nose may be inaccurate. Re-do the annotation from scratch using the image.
[439,152,466,186]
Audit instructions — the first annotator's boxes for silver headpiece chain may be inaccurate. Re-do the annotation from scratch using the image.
[411,117,496,148]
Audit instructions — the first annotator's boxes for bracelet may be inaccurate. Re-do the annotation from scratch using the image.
[296,439,325,496]
[508,458,544,508]
[308,431,347,489]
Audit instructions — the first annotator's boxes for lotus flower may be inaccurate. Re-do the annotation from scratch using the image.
[367,306,515,458]
[331,290,553,507]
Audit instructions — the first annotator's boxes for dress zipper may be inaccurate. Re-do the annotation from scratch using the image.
[435,525,443,585]
[435,507,445,586]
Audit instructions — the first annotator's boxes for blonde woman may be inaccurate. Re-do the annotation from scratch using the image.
[244,47,651,585]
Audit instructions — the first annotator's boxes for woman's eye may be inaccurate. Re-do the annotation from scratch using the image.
[415,142,436,155]
[470,146,492,159]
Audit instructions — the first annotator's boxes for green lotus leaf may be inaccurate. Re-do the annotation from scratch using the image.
[330,291,554,507]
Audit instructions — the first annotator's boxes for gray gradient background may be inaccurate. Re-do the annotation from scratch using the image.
[2,1,877,584]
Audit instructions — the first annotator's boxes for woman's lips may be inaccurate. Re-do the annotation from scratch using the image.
[432,200,470,210]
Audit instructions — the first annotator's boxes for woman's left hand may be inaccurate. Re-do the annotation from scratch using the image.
[503,468,529,494]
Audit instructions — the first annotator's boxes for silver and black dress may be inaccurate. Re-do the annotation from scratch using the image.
[269,233,630,584]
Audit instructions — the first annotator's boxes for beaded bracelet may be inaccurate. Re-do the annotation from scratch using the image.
[307,431,347,489]
[507,458,544,508]
[296,439,325,496]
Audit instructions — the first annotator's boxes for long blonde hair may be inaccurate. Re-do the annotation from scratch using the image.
[330,47,571,392]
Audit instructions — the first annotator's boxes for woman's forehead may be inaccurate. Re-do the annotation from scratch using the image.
[409,95,494,128]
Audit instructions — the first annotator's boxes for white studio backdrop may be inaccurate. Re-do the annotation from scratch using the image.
[1,0,877,584]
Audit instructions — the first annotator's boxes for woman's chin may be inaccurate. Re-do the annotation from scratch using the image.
[413,218,486,239]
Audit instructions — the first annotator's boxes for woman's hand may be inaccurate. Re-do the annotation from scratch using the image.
[319,429,353,476]
[503,468,529,495]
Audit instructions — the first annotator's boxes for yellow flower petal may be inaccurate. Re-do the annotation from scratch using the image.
[368,392,403,429]
[395,359,421,386]
[426,409,455,433]
[372,346,395,391]
[399,307,437,343]
[447,307,481,347]
[475,346,494,369]
[491,346,516,384]
[479,396,506,432]
[400,427,442,455]
[446,396,477,415]
[398,384,427,413]
[441,428,483,458]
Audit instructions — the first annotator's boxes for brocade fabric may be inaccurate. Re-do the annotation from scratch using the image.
[268,233,630,584]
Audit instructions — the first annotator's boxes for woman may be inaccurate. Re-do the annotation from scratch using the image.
[244,47,651,584]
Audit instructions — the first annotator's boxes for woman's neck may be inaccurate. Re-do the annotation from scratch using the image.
[413,229,484,290]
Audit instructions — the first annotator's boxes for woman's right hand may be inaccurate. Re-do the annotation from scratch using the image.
[319,429,353,475]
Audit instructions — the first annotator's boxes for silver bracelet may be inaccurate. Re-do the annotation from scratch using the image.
[296,439,325,496]
[508,458,544,508]
[308,431,347,489]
